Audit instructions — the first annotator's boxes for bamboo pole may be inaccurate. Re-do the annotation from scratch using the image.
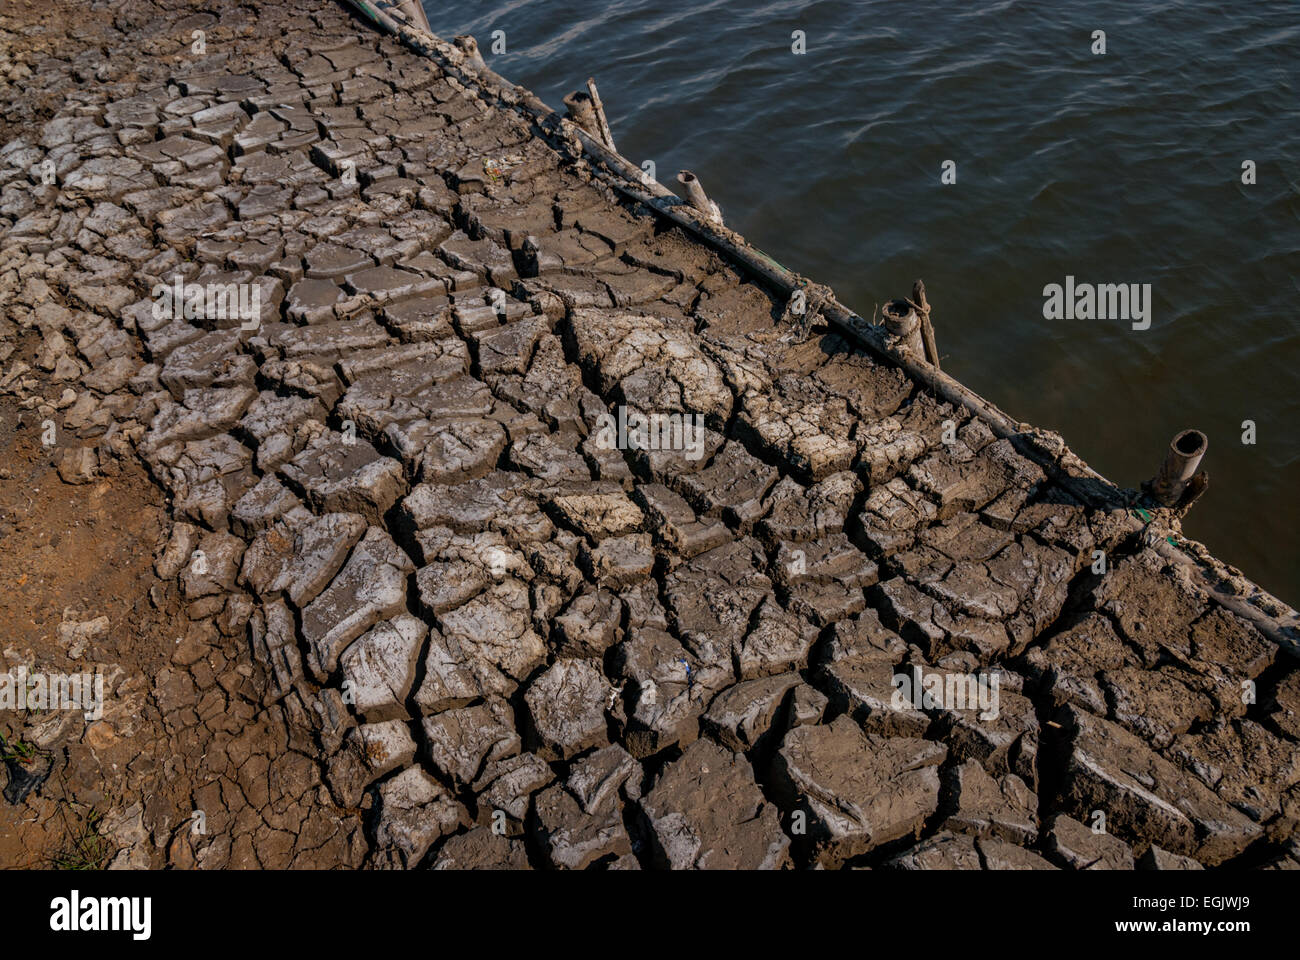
[586,78,616,152]
[912,279,940,369]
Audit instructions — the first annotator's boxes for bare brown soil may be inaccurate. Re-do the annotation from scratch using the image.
[0,0,1295,871]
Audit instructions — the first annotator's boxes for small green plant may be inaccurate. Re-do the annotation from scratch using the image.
[50,806,111,870]
[0,733,37,764]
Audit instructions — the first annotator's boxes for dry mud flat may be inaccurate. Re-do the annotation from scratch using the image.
[0,0,1297,870]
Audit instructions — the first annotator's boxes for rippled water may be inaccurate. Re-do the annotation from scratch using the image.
[425,0,1300,601]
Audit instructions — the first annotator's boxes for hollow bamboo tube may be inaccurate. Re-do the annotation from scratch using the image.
[881,299,926,359]
[1150,429,1208,507]
[677,170,720,224]
[562,91,600,139]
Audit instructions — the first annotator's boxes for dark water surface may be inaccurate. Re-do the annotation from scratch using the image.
[425,0,1300,601]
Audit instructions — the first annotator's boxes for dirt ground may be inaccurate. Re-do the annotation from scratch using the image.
[0,0,173,866]
[0,327,170,866]
[0,0,171,867]
[0,0,365,868]
[1,0,1296,872]
[0,318,365,868]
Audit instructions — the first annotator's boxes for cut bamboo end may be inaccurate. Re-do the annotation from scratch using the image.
[881,299,925,358]
[1150,429,1208,507]
[677,170,721,224]
[911,279,929,313]
[562,91,600,139]
[453,35,486,70]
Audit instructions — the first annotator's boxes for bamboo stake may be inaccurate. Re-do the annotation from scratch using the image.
[586,78,616,152]
[912,278,940,369]
[1149,429,1208,508]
